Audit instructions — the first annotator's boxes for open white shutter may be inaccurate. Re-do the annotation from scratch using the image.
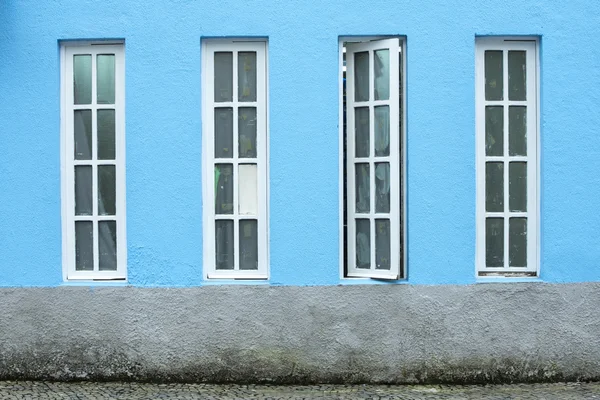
[346,38,401,279]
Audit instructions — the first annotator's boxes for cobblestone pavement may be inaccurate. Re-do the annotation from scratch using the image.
[1,381,600,399]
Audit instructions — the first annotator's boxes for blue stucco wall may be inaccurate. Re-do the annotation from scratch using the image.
[0,0,599,287]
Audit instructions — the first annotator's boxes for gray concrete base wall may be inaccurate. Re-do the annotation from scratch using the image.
[1,283,599,383]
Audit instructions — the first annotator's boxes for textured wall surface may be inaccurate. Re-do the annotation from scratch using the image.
[1,284,600,383]
[2,1,600,384]
[0,1,599,286]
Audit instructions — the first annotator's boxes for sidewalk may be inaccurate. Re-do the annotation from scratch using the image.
[0,381,599,399]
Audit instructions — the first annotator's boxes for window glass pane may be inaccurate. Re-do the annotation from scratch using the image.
[214,52,233,102]
[215,220,234,270]
[354,51,369,101]
[509,106,527,156]
[509,162,527,212]
[97,54,115,104]
[215,108,233,158]
[75,221,93,271]
[356,219,370,269]
[355,163,370,213]
[509,217,527,267]
[485,217,504,268]
[239,220,258,270]
[508,51,526,101]
[375,163,390,213]
[73,55,92,105]
[374,106,389,156]
[238,52,257,102]
[485,162,504,212]
[97,109,115,160]
[98,221,117,271]
[355,107,370,157]
[238,164,257,215]
[485,106,503,156]
[98,165,116,215]
[74,110,92,160]
[374,49,389,100]
[215,164,233,214]
[375,219,390,270]
[238,107,257,158]
[485,50,503,101]
[75,166,92,216]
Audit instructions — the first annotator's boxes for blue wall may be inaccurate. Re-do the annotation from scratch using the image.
[1,0,599,287]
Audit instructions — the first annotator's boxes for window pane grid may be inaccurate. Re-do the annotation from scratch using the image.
[64,44,125,280]
[478,40,537,275]
[205,41,266,278]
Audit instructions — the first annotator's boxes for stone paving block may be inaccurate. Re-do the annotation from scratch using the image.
[0,381,600,399]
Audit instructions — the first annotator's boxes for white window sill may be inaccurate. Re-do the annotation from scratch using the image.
[201,280,270,286]
[338,278,408,285]
[476,276,542,283]
[61,280,129,287]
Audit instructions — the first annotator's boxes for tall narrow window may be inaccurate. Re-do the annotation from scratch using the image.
[342,37,405,279]
[202,40,268,279]
[476,37,538,277]
[61,42,126,280]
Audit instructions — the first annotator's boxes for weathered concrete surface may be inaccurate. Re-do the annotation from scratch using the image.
[1,283,599,384]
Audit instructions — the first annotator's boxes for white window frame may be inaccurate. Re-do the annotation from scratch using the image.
[60,41,127,281]
[202,39,269,280]
[475,37,539,277]
[339,37,406,280]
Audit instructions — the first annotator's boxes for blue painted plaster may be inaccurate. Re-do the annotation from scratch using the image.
[1,0,599,287]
